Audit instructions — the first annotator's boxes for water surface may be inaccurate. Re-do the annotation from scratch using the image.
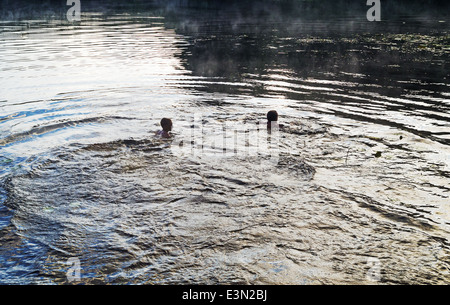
[0,5,449,284]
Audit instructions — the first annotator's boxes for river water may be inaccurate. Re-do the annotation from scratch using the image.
[0,3,449,284]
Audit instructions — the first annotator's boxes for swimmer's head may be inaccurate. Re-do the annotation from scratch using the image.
[267,110,278,122]
[161,118,172,132]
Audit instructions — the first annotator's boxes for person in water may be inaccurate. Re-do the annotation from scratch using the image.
[266,110,284,130]
[156,118,173,138]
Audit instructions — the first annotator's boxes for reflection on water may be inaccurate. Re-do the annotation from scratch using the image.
[0,2,449,284]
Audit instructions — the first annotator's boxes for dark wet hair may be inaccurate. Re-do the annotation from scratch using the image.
[160,118,172,131]
[267,110,278,122]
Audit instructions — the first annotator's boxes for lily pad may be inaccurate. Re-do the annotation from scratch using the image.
[43,206,55,213]
[69,202,81,208]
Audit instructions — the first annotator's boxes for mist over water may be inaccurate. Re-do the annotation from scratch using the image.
[0,0,449,284]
